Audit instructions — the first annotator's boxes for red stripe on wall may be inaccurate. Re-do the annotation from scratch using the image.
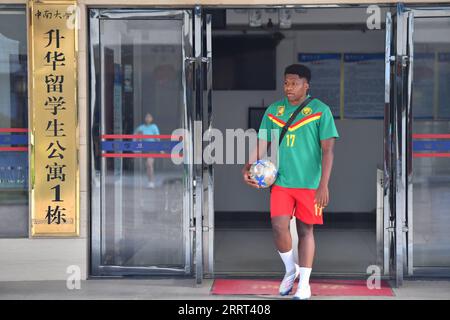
[413,153,450,158]
[413,134,450,139]
[0,128,28,133]
[102,134,182,140]
[101,153,182,158]
[0,147,28,152]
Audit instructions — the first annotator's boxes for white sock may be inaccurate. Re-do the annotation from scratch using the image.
[298,267,312,288]
[278,249,296,274]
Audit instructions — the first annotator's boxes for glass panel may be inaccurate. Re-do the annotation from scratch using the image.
[99,19,186,268]
[0,7,28,238]
[412,17,450,268]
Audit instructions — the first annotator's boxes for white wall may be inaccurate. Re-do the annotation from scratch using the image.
[0,191,88,281]
[213,27,385,213]
[213,120,383,213]
[0,239,88,281]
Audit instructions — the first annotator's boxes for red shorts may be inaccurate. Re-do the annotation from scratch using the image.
[270,185,323,225]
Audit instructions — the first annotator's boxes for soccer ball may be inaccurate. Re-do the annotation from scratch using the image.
[249,159,278,188]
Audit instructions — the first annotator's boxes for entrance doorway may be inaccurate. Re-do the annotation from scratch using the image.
[89,9,196,276]
[87,5,450,285]
[210,7,389,276]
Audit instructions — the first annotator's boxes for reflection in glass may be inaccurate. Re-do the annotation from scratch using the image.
[0,7,28,238]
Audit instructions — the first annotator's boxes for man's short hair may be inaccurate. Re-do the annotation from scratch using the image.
[284,64,311,83]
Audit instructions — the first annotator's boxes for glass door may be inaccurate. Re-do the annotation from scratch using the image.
[387,5,450,286]
[406,7,450,277]
[89,9,195,276]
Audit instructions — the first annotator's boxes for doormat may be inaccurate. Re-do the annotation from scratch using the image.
[211,279,394,297]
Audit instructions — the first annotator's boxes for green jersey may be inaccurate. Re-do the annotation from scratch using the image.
[258,96,339,189]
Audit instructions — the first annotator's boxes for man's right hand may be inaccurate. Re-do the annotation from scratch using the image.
[242,163,260,189]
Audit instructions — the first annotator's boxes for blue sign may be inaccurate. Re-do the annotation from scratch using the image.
[413,140,450,152]
[0,134,28,145]
[0,152,28,189]
[344,53,384,62]
[298,53,341,62]
[101,141,181,153]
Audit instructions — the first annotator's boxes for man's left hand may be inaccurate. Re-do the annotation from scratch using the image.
[315,183,329,209]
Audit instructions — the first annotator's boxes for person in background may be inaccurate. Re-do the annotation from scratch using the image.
[135,113,160,189]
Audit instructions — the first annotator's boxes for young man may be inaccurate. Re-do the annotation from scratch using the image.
[242,64,339,300]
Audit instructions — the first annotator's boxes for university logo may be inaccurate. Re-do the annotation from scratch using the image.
[302,107,312,116]
[276,106,285,116]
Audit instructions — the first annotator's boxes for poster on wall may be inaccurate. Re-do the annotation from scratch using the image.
[343,53,384,119]
[298,53,341,117]
[29,0,79,237]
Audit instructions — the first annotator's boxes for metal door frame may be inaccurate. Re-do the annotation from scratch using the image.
[193,7,215,281]
[384,9,394,281]
[392,3,410,287]
[385,2,414,288]
[192,6,215,283]
[88,8,195,277]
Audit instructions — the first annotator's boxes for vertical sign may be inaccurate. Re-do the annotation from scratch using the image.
[29,0,79,236]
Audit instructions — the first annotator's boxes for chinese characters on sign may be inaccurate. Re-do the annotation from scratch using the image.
[30,1,79,236]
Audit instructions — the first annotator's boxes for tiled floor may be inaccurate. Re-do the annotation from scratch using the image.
[0,279,449,300]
